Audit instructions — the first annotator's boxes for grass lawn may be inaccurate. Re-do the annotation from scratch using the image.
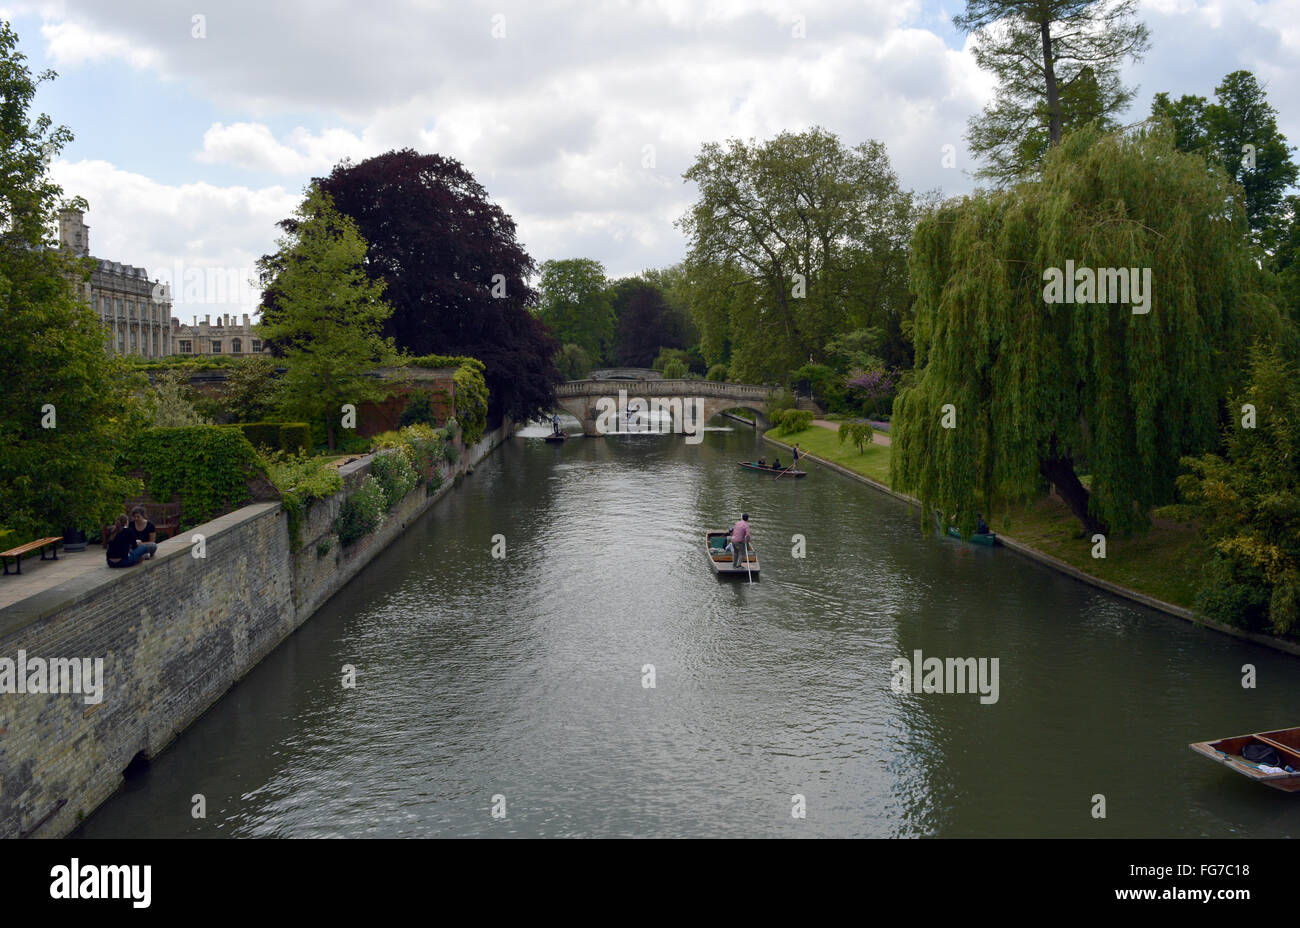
[764,424,891,485]
[766,424,1205,610]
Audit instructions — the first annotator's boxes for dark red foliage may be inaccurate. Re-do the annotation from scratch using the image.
[261,149,561,423]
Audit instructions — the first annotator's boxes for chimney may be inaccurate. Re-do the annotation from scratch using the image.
[243,313,250,327]
[58,208,90,257]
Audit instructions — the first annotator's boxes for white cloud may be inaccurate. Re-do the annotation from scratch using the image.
[18,0,1300,283]
[50,158,298,316]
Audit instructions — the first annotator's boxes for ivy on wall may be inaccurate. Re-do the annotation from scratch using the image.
[119,426,265,529]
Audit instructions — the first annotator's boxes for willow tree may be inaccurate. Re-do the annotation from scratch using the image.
[891,125,1284,538]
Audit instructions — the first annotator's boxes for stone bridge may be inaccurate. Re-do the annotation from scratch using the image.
[554,379,775,436]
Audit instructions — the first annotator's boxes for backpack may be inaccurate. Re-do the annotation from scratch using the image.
[1242,743,1282,767]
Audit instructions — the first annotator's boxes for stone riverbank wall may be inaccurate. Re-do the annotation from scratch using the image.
[0,422,512,838]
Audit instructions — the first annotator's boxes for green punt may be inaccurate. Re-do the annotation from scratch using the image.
[947,527,997,546]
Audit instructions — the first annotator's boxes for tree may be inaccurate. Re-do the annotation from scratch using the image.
[609,279,681,367]
[1151,71,1299,248]
[150,369,212,427]
[257,185,396,450]
[536,258,614,360]
[955,0,1150,184]
[1175,346,1300,634]
[891,126,1285,538]
[217,356,281,423]
[1266,195,1300,330]
[0,21,143,537]
[263,150,561,423]
[555,343,593,380]
[679,127,916,382]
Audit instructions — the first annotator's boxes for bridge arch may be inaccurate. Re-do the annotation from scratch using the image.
[553,379,774,436]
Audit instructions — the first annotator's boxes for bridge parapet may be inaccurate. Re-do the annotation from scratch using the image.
[557,379,774,400]
[553,379,774,435]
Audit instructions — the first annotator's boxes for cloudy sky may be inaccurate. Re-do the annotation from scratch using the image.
[3,0,1297,319]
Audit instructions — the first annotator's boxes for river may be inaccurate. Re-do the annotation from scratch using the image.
[78,419,1300,837]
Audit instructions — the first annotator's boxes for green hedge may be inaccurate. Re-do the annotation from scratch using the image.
[239,421,312,457]
[119,426,264,529]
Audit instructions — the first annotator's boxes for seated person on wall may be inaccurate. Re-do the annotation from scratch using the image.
[105,515,157,568]
[130,506,157,544]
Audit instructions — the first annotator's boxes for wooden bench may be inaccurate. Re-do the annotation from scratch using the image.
[100,499,183,548]
[1,536,63,575]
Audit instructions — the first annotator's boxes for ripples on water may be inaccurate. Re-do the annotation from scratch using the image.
[80,424,1300,838]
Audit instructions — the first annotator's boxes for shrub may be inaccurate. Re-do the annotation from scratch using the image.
[149,369,212,428]
[452,362,489,445]
[370,449,418,511]
[706,363,729,382]
[400,423,445,483]
[335,475,385,545]
[399,391,438,428]
[776,409,813,435]
[265,452,344,549]
[119,426,264,530]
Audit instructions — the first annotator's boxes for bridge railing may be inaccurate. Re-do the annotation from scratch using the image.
[556,379,773,400]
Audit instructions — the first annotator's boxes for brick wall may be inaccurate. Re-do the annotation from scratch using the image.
[0,420,511,838]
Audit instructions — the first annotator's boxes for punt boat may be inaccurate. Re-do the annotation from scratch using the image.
[1189,727,1300,791]
[544,431,567,443]
[706,531,759,577]
[737,461,807,478]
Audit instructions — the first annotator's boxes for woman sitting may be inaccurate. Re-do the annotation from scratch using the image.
[105,515,157,568]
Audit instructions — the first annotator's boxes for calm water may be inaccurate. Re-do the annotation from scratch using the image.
[80,420,1300,837]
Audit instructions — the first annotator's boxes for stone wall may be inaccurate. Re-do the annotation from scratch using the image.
[0,421,511,838]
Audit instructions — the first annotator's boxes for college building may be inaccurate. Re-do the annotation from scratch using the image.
[59,207,267,359]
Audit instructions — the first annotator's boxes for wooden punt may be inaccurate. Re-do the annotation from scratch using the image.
[1189,727,1300,791]
[737,461,807,478]
[947,527,997,546]
[544,431,567,443]
[706,531,759,577]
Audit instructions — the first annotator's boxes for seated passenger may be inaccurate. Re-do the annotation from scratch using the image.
[976,513,990,535]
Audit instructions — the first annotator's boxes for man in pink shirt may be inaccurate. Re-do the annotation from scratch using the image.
[730,513,751,568]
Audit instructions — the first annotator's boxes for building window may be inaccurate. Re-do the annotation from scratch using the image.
[117,330,124,353]
[251,339,262,353]
[231,338,242,354]
[211,340,222,354]
[114,298,121,318]
[130,330,137,352]
[179,339,192,354]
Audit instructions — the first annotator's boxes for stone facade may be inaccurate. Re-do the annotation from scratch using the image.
[60,209,175,359]
[0,421,512,838]
[171,313,267,358]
